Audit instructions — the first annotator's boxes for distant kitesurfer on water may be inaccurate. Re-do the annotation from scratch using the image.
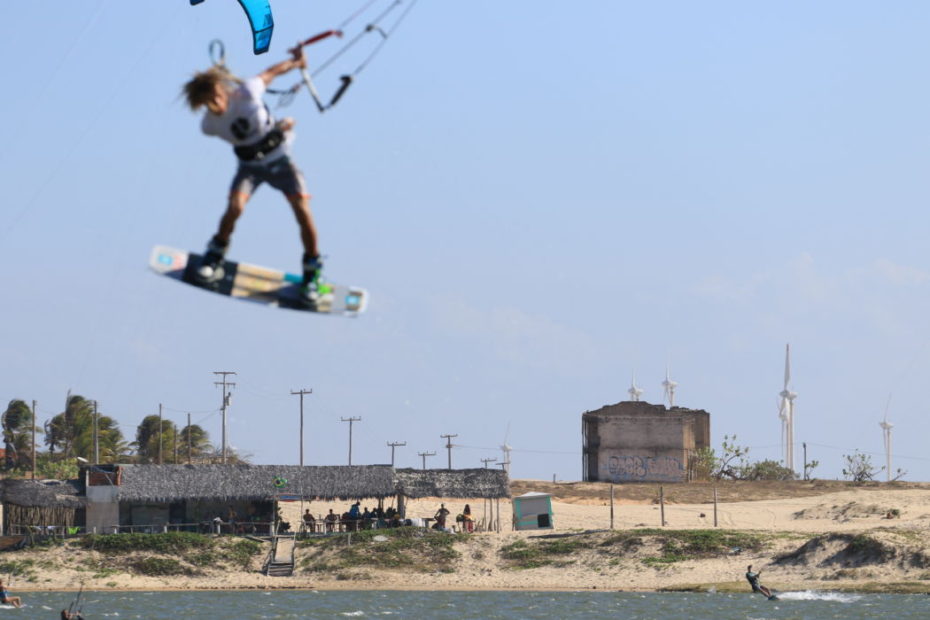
[0,578,22,607]
[745,565,773,598]
[61,609,84,620]
[182,45,328,305]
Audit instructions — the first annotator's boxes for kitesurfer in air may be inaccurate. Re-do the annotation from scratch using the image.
[182,47,327,305]
[745,565,774,598]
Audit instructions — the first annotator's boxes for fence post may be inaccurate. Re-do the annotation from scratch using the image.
[713,486,718,528]
[610,484,615,530]
[659,486,666,526]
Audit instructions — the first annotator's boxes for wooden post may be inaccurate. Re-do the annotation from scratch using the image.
[610,484,615,530]
[713,486,718,527]
[659,486,666,526]
[31,400,36,480]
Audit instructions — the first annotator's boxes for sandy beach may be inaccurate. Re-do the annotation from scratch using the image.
[7,480,930,593]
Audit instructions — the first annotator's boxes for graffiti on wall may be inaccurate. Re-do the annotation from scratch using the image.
[602,454,684,482]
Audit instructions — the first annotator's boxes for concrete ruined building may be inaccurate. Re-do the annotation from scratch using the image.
[582,401,710,483]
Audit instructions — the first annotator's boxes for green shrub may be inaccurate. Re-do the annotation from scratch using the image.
[133,557,190,576]
[221,539,261,569]
[82,532,211,555]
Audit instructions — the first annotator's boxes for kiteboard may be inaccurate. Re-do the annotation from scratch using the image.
[149,245,367,316]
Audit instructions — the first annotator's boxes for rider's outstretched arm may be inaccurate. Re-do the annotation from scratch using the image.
[258,53,305,86]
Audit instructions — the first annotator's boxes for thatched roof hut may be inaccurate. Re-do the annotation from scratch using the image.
[2,479,84,509]
[394,468,510,499]
[2,479,85,532]
[114,464,397,502]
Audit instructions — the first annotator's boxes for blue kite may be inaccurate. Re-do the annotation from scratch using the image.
[190,0,274,55]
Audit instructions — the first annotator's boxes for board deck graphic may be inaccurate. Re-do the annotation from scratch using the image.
[149,245,367,316]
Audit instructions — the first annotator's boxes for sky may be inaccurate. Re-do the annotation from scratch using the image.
[3,1,930,481]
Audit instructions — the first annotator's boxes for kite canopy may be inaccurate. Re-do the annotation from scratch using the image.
[190,0,274,55]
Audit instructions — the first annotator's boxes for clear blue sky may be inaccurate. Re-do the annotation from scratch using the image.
[3,1,930,481]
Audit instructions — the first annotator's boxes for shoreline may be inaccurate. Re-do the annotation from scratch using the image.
[9,582,930,594]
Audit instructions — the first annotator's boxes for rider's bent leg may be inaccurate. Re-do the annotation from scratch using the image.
[218,191,250,244]
[287,192,328,304]
[286,192,318,258]
[198,192,249,281]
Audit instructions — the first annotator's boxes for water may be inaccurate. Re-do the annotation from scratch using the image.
[14,590,930,619]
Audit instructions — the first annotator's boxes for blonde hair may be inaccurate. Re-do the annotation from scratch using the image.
[182,66,237,110]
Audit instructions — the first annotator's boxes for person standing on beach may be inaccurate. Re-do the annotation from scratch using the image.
[434,504,451,529]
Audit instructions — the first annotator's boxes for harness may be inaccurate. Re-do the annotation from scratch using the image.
[233,127,285,162]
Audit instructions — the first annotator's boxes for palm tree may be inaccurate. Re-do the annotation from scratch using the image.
[44,395,94,457]
[72,412,129,463]
[133,415,176,463]
[178,424,213,463]
[2,399,37,470]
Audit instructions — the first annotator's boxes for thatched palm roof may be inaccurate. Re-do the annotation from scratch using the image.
[394,468,510,499]
[2,465,512,507]
[115,464,397,502]
[2,479,85,508]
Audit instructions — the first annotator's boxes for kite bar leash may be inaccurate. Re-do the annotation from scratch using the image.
[286,0,418,112]
[288,30,344,113]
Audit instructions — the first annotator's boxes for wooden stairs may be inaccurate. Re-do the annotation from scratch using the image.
[264,534,296,577]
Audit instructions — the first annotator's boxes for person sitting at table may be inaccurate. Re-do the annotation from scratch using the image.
[302,509,316,533]
[325,509,338,533]
[361,506,372,529]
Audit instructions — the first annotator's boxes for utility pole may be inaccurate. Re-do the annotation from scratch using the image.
[341,416,362,465]
[213,371,237,464]
[801,441,807,480]
[441,433,458,470]
[93,400,99,464]
[31,400,36,479]
[187,413,192,465]
[158,403,163,465]
[387,441,406,466]
[481,457,497,469]
[418,451,436,470]
[291,389,312,467]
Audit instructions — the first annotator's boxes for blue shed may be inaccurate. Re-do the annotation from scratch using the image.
[512,492,554,531]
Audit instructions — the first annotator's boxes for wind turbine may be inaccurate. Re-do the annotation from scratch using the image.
[500,423,512,475]
[628,372,644,402]
[662,366,678,408]
[880,395,893,482]
[777,344,798,473]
